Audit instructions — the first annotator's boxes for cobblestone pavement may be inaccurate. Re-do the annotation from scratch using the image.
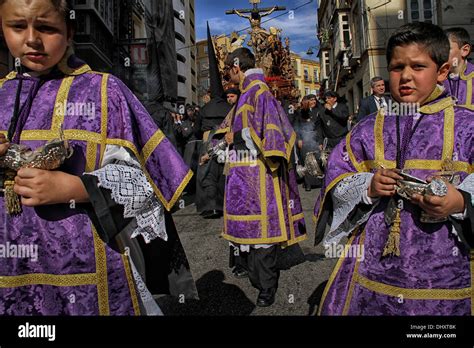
[156,187,337,316]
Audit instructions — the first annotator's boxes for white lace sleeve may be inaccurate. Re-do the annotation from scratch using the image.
[451,173,474,220]
[242,128,259,154]
[323,173,378,246]
[88,164,167,243]
[85,144,167,244]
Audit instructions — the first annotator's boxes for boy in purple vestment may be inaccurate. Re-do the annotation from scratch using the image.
[0,0,196,315]
[314,22,474,315]
[217,48,306,307]
[443,27,474,110]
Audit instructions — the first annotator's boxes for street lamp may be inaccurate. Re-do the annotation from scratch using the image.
[306,45,319,55]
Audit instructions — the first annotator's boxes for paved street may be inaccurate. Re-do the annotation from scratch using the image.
[156,187,337,316]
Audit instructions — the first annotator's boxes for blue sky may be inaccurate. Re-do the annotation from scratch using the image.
[195,0,319,60]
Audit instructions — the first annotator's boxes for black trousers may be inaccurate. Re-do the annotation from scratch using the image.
[230,245,280,290]
[195,158,225,212]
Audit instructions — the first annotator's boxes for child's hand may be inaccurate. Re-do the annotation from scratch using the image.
[0,133,10,156]
[411,182,465,218]
[367,168,403,198]
[13,168,89,206]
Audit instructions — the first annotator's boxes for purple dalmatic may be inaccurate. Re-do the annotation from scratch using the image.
[218,69,306,246]
[443,61,474,109]
[314,86,474,315]
[0,54,192,315]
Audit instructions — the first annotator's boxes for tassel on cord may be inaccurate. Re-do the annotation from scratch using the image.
[222,146,230,176]
[4,180,22,216]
[383,208,401,257]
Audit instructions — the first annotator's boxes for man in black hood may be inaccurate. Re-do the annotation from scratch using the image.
[194,23,233,218]
[225,87,240,106]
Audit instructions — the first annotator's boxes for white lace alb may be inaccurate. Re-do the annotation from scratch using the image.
[129,258,163,315]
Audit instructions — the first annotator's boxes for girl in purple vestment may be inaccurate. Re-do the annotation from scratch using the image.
[314,22,474,315]
[0,0,196,315]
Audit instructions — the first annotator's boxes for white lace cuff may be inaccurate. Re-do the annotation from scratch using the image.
[242,128,259,154]
[88,164,167,243]
[324,173,378,246]
[451,174,474,220]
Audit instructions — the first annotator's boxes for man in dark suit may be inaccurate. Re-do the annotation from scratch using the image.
[318,91,350,149]
[356,76,390,122]
[294,94,324,190]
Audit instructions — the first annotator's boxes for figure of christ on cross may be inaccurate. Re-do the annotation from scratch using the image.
[226,1,286,66]
[226,0,285,32]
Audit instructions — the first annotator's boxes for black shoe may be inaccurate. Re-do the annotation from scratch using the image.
[232,266,249,279]
[203,209,223,219]
[256,288,276,307]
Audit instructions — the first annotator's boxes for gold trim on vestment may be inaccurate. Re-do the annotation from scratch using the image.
[0,273,97,288]
[272,170,288,243]
[99,74,109,165]
[141,130,166,161]
[260,159,268,239]
[442,106,455,162]
[0,71,18,88]
[85,142,98,172]
[342,230,366,315]
[104,137,193,211]
[121,255,141,316]
[464,78,473,108]
[345,131,366,172]
[51,76,75,132]
[226,214,261,221]
[355,273,471,300]
[317,232,358,315]
[92,226,110,315]
[241,79,266,94]
[460,62,474,80]
[374,110,385,165]
[419,97,455,114]
[222,159,296,245]
[254,83,269,101]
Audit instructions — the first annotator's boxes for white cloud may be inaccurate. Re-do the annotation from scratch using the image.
[264,10,317,38]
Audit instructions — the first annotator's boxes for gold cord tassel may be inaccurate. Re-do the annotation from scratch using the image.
[222,147,230,176]
[383,208,401,257]
[223,161,230,176]
[4,179,22,216]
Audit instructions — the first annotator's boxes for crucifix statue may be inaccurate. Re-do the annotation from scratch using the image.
[226,1,286,64]
[226,0,285,32]
[225,0,295,92]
